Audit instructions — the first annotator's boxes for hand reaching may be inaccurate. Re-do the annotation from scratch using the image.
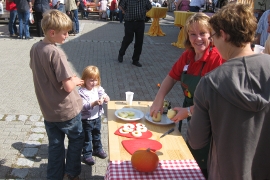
[169,107,189,123]
[150,99,164,118]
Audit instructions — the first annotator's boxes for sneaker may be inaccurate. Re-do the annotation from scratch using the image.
[92,149,107,159]
[25,36,33,40]
[132,61,142,67]
[118,54,123,62]
[10,34,17,38]
[63,174,80,180]
[82,156,95,166]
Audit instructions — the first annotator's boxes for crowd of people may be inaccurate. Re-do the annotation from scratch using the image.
[5,0,124,38]
[3,0,269,179]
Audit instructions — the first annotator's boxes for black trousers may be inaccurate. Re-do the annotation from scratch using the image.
[34,11,43,37]
[119,21,145,62]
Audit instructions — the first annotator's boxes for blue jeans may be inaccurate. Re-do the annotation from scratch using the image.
[110,9,119,21]
[9,10,18,35]
[106,9,110,19]
[119,9,124,23]
[72,9,79,33]
[17,11,30,38]
[82,116,102,158]
[57,4,65,12]
[44,113,84,179]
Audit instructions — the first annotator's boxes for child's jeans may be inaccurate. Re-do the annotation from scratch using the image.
[82,116,102,158]
[44,113,84,179]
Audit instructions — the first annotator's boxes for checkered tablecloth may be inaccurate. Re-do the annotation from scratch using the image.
[104,160,205,180]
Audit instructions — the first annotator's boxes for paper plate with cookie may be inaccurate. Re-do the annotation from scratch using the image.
[115,108,144,121]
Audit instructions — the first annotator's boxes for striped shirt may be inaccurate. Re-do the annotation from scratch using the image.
[119,0,152,21]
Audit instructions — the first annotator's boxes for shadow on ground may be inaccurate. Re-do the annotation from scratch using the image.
[0,142,106,179]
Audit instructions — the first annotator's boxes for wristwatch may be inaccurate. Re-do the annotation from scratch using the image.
[187,107,192,117]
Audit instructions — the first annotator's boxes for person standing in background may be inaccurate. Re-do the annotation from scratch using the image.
[14,0,33,39]
[109,0,118,21]
[32,0,51,37]
[79,0,88,19]
[263,13,270,54]
[65,0,80,34]
[52,0,65,12]
[189,0,204,12]
[118,0,124,23]
[175,0,190,11]
[99,0,108,20]
[117,0,152,67]
[255,9,270,46]
[6,0,18,38]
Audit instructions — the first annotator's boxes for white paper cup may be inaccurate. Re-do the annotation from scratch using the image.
[254,44,265,54]
[125,91,134,105]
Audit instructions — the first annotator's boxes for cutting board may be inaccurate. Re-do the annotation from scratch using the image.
[122,139,162,155]
[114,124,152,139]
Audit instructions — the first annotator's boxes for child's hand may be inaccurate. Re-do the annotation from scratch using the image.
[100,95,110,103]
[103,95,110,103]
[92,99,103,107]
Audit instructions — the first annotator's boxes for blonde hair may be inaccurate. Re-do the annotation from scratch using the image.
[183,13,211,50]
[81,66,101,88]
[209,2,257,47]
[41,9,73,33]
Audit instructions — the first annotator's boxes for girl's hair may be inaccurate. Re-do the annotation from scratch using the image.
[209,2,257,47]
[41,9,73,33]
[81,66,101,87]
[183,13,212,50]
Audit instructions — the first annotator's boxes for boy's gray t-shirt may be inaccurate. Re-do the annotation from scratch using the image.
[30,41,82,122]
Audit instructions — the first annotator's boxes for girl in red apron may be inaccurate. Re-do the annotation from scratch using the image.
[150,13,225,178]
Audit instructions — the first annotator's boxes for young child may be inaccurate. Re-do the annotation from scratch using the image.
[29,9,84,180]
[78,65,110,166]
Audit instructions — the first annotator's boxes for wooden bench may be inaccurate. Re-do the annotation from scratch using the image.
[85,2,100,14]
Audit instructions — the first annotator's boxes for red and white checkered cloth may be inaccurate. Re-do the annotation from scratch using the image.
[104,160,205,180]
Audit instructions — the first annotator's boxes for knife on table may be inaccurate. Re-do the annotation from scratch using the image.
[160,128,174,138]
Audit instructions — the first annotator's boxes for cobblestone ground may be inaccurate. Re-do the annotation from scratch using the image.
[0,12,187,179]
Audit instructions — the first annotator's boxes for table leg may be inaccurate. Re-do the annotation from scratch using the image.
[171,27,185,48]
[147,18,166,36]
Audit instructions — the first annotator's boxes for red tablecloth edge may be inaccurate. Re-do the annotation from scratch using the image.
[105,160,206,180]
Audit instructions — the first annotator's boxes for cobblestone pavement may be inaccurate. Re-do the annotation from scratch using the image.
[0,12,187,179]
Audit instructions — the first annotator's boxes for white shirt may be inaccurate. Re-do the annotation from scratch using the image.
[52,0,65,6]
[190,0,205,7]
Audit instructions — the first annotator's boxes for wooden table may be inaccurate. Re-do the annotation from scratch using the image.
[107,101,194,161]
[146,7,168,36]
[105,101,205,180]
[171,11,195,48]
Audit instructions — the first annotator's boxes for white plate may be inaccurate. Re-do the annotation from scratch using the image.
[115,108,144,121]
[145,112,174,125]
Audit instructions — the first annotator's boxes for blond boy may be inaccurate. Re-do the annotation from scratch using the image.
[29,9,84,180]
